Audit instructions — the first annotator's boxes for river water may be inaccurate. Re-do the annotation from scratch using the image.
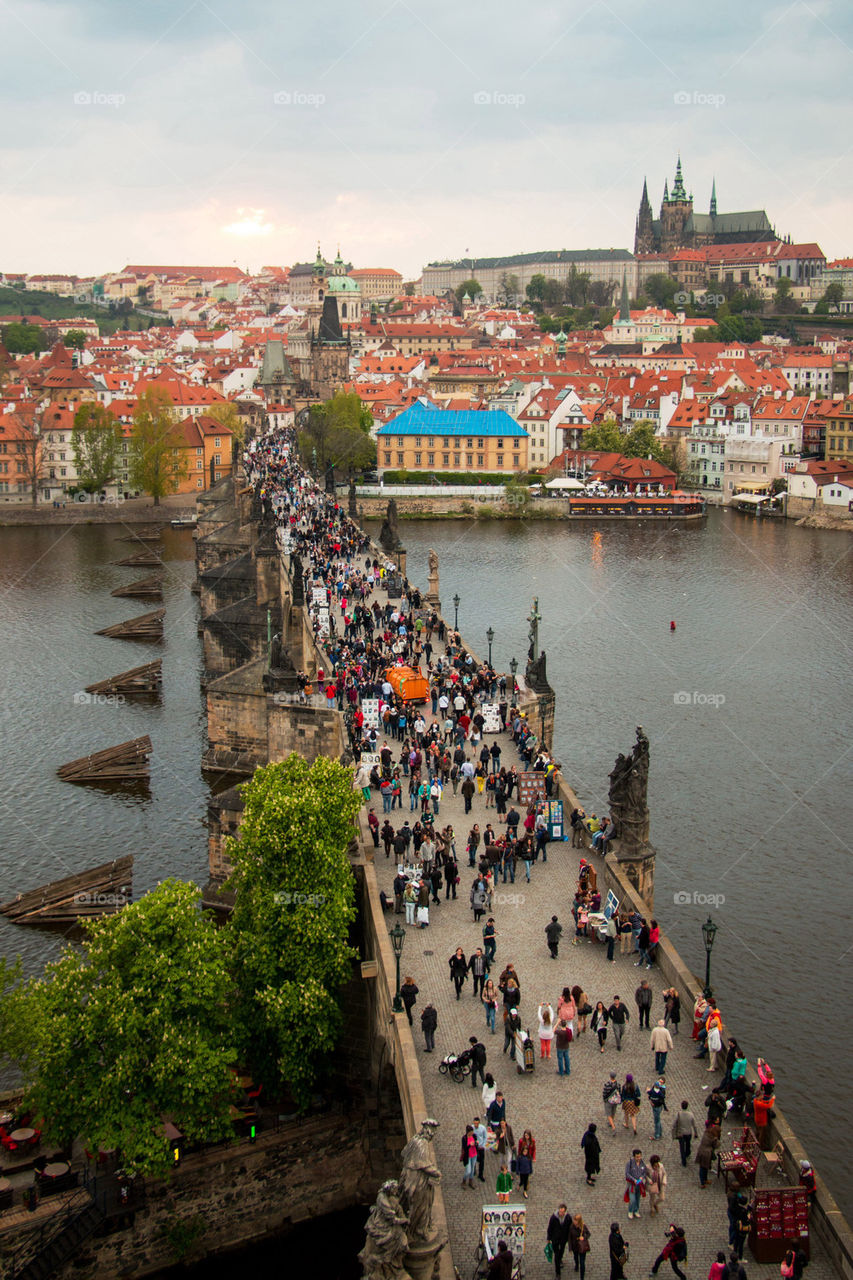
[0,512,851,1223]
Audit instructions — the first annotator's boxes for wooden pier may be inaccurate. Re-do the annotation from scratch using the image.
[84,661,162,696]
[57,735,152,783]
[96,609,165,640]
[0,856,133,926]
[112,551,162,568]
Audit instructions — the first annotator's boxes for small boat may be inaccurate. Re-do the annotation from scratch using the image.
[170,515,198,528]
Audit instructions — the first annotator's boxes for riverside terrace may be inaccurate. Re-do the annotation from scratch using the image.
[291,555,842,1280]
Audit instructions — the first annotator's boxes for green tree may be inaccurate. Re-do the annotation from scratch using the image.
[822,281,844,310]
[403,282,415,297]
[71,402,124,492]
[774,276,797,313]
[499,272,520,304]
[580,420,624,453]
[623,419,667,462]
[226,756,360,1106]
[3,322,47,354]
[589,280,616,308]
[298,391,376,478]
[205,400,245,452]
[526,274,548,304]
[455,278,482,303]
[14,881,235,1176]
[128,386,188,505]
[565,267,591,308]
[62,328,88,350]
[504,478,530,512]
[644,274,679,309]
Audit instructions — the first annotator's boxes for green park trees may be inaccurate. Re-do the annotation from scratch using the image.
[10,881,235,1175]
[71,402,124,492]
[227,756,360,1106]
[298,390,376,478]
[129,386,188,504]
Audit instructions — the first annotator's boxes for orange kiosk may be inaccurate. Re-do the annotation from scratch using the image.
[385,665,429,704]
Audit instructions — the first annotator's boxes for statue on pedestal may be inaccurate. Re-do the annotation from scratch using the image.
[399,1119,441,1246]
[359,1180,411,1280]
[426,548,440,605]
[608,726,651,856]
[380,499,401,552]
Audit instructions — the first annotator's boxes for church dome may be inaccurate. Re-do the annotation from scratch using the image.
[327,275,360,293]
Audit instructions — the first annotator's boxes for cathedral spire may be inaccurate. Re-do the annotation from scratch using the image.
[671,155,687,201]
[662,178,669,206]
[618,273,630,323]
[710,177,717,217]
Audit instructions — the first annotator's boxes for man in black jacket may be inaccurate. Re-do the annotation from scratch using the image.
[468,1036,487,1089]
[547,1203,572,1277]
[608,996,630,1051]
[545,915,563,959]
[468,947,489,997]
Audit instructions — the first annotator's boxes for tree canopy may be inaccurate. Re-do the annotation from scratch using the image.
[455,278,483,303]
[298,390,376,477]
[128,386,188,504]
[644,273,679,309]
[226,755,360,1107]
[71,402,124,491]
[204,400,244,451]
[11,881,235,1176]
[62,328,88,350]
[3,322,48,354]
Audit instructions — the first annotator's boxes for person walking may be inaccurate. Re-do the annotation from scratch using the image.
[603,1071,621,1130]
[496,1162,513,1204]
[650,1020,673,1075]
[621,1074,641,1135]
[635,980,653,1030]
[538,1002,555,1059]
[516,1129,536,1198]
[400,976,419,1026]
[548,1204,572,1278]
[420,1002,437,1052]
[449,946,468,1000]
[608,996,630,1051]
[624,1148,647,1218]
[504,1007,522,1062]
[470,876,489,923]
[569,1214,591,1279]
[546,915,563,959]
[555,1019,572,1077]
[473,1115,488,1184]
[468,947,489,998]
[461,1124,478,1188]
[647,1075,668,1140]
[495,1117,516,1162]
[482,977,499,1034]
[647,1153,667,1217]
[481,1072,497,1115]
[695,1120,721,1187]
[581,1122,601,1186]
[671,1100,698,1167]
[468,1036,487,1091]
[663,987,681,1034]
[608,1222,628,1280]
[592,1001,609,1052]
[482,916,497,964]
[651,1227,688,1280]
[604,912,618,961]
[403,879,417,925]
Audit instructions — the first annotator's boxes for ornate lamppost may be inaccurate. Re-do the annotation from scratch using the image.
[702,915,718,999]
[486,626,494,666]
[390,922,405,1013]
[453,593,460,630]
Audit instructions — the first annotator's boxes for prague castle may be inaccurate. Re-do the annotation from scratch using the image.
[634,158,778,255]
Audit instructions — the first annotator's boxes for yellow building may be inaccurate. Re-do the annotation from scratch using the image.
[377,407,529,474]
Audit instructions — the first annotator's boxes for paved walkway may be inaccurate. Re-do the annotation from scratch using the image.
[310,560,832,1280]
[360,735,833,1280]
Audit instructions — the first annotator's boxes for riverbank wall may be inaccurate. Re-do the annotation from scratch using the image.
[356,493,706,521]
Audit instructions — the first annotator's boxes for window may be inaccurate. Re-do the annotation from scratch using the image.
[477,454,484,467]
[196,446,203,456]
[414,437,421,447]
[497,438,504,449]
[443,438,450,447]
[197,459,203,470]
[453,453,460,467]
[427,452,435,465]
[197,478,203,488]
[214,437,221,448]
[497,454,504,467]
[384,452,392,465]
[442,453,449,466]
[397,452,404,465]
[427,437,434,447]
[467,439,474,449]
[60,467,66,476]
[466,454,473,468]
[478,438,484,448]
[397,437,404,447]
[414,453,422,466]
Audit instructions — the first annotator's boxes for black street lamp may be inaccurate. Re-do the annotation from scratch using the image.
[702,915,718,999]
[390,922,405,1013]
[486,626,494,666]
[509,657,518,707]
[453,593,460,630]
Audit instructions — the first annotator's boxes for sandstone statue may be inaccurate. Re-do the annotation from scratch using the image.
[379,498,401,552]
[608,726,651,855]
[399,1119,441,1245]
[359,1179,411,1280]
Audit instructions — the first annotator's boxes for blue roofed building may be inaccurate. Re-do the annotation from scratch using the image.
[376,406,529,475]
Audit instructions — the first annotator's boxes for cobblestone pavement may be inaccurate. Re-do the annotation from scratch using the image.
[361,724,833,1280]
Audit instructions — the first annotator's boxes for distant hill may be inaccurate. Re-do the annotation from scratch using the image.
[0,286,159,334]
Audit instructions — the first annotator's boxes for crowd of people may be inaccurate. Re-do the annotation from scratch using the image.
[246,428,809,1280]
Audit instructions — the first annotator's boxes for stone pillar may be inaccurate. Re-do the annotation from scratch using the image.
[615,849,655,910]
[425,548,440,613]
[404,1237,446,1280]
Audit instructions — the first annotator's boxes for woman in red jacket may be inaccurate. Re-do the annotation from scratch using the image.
[516,1130,536,1198]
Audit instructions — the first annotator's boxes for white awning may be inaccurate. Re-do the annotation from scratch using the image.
[545,477,586,490]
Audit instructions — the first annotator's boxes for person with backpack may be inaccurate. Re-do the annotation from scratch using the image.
[603,1071,621,1129]
[647,1075,668,1140]
[555,1019,573,1077]
[650,1225,688,1280]
[621,1073,642,1135]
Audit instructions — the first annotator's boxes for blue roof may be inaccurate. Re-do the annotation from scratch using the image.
[377,406,527,438]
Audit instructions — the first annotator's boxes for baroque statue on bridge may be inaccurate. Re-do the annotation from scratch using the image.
[399,1118,441,1246]
[608,726,651,857]
[359,1179,411,1280]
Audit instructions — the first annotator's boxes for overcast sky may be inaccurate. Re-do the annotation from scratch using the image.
[2,0,851,278]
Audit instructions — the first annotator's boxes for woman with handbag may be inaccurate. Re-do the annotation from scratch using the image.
[591,1001,609,1052]
[448,946,468,999]
[516,1129,536,1198]
[460,1124,478,1188]
[621,1073,641,1134]
[608,1222,628,1280]
[569,1214,591,1279]
[482,978,499,1034]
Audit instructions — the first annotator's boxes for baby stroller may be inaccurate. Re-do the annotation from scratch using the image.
[515,1029,535,1075]
[439,1049,472,1082]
